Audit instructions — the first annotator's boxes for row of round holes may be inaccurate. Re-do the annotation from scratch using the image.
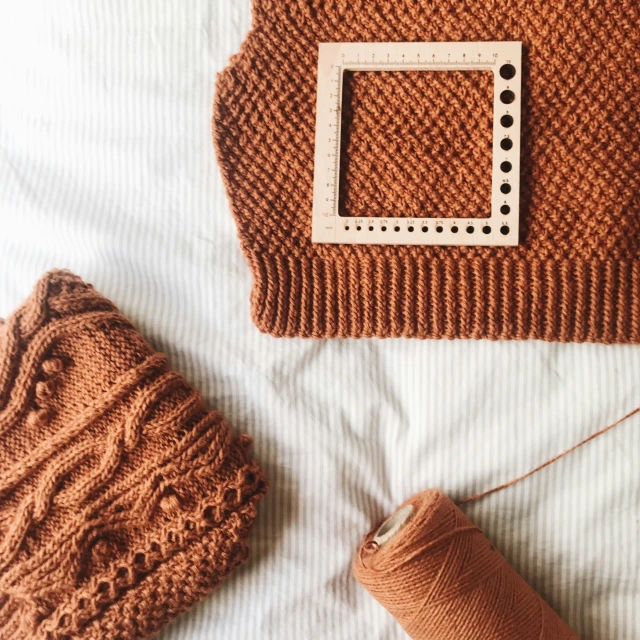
[344,224,510,236]
[499,64,516,215]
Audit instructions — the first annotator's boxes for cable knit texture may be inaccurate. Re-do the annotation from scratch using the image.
[213,0,640,342]
[0,271,267,640]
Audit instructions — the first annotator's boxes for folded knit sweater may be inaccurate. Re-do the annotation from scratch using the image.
[0,270,266,639]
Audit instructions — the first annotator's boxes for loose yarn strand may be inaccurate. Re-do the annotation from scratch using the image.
[457,405,640,506]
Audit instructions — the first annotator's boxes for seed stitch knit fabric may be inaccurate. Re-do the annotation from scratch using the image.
[213,0,640,342]
[0,270,267,639]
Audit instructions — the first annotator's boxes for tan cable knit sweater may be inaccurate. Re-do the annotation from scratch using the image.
[0,271,266,639]
[214,0,640,342]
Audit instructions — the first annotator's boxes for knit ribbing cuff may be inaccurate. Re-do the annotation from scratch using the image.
[0,270,267,640]
[248,254,639,342]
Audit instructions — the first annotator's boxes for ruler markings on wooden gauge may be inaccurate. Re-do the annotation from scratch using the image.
[311,41,522,247]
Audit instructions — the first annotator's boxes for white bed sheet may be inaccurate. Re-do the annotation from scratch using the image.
[1,2,639,638]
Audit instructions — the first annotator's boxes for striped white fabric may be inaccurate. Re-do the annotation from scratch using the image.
[0,2,639,638]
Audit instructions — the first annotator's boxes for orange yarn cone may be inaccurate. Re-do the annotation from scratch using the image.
[354,489,577,640]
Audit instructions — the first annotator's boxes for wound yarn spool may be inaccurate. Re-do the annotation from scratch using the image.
[353,489,577,640]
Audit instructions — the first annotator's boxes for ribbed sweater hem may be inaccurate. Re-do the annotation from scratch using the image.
[248,254,640,342]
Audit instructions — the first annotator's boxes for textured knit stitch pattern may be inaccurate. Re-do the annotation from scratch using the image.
[0,270,267,640]
[213,0,640,342]
[340,70,494,219]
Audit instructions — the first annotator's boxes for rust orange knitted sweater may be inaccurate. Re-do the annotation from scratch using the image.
[0,271,267,639]
[214,0,640,342]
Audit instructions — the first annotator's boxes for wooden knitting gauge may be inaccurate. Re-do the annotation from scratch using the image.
[311,41,522,247]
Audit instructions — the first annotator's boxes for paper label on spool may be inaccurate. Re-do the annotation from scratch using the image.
[373,504,416,547]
